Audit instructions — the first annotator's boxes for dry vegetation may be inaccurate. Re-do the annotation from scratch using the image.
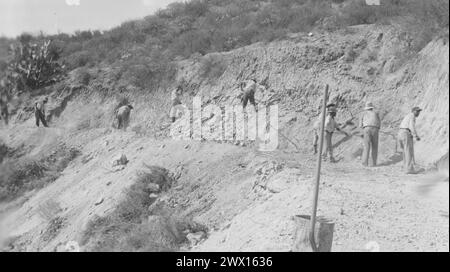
[0,0,448,97]
[0,143,80,202]
[81,165,206,252]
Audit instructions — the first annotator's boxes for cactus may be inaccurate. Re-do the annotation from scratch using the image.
[5,39,65,92]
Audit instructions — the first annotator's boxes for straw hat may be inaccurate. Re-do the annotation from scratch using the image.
[364,102,374,110]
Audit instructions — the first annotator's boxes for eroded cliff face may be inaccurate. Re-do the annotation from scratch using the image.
[173,24,448,165]
[410,39,449,164]
[32,24,447,165]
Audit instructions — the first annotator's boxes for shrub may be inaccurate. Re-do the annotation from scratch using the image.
[344,47,359,63]
[80,165,207,252]
[3,0,448,87]
[0,159,47,202]
[199,53,228,81]
[74,68,91,86]
[0,141,8,164]
[66,50,93,69]
[0,145,80,202]
[117,49,175,90]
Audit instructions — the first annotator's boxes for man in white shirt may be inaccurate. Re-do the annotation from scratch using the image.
[359,102,381,167]
[35,97,48,127]
[313,105,349,162]
[398,106,422,174]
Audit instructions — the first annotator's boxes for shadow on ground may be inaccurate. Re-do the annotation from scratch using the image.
[379,153,403,167]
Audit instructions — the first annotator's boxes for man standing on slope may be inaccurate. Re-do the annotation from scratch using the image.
[35,97,48,127]
[314,105,349,162]
[116,104,133,130]
[170,86,183,123]
[313,104,340,155]
[398,106,422,174]
[0,97,8,126]
[240,79,257,110]
[360,102,381,167]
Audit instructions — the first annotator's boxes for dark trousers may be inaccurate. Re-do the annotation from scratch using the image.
[242,92,256,108]
[35,109,48,127]
[1,109,8,125]
[362,126,379,166]
[117,115,129,130]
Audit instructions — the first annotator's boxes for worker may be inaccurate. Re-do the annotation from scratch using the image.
[240,79,257,109]
[35,97,48,127]
[398,106,422,174]
[359,102,381,167]
[116,104,133,130]
[321,106,349,162]
[0,97,8,126]
[169,86,183,123]
[312,103,337,154]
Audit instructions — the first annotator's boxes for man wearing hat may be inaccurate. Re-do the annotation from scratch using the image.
[35,97,49,127]
[360,102,381,167]
[116,104,134,130]
[313,103,337,154]
[398,106,422,174]
[320,105,349,162]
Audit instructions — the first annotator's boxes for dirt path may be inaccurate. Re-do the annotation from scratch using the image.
[1,125,448,252]
[193,154,449,252]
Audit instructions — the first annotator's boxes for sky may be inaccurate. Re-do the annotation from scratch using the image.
[0,0,180,38]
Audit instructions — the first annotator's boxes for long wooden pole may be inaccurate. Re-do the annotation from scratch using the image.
[309,84,329,251]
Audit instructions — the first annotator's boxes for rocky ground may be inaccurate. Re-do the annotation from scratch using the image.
[0,122,448,252]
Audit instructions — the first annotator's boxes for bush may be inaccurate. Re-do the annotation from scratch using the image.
[80,165,206,252]
[0,145,80,202]
[199,53,228,81]
[74,68,91,86]
[117,49,175,90]
[66,50,93,69]
[344,47,359,63]
[0,159,47,202]
[3,0,447,86]
[73,109,105,131]
[337,0,449,29]
[0,141,8,164]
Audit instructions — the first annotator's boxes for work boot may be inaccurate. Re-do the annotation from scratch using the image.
[406,169,418,175]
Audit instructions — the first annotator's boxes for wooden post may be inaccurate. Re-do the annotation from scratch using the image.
[292,215,335,252]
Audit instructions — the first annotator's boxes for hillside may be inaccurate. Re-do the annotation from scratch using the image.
[0,0,449,252]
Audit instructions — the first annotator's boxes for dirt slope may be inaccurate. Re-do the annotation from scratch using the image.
[0,24,448,252]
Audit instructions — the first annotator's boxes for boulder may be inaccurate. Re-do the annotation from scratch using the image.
[112,154,128,167]
[149,193,159,201]
[147,183,160,193]
[186,231,207,246]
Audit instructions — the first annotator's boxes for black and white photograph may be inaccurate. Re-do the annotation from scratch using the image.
[0,0,448,255]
